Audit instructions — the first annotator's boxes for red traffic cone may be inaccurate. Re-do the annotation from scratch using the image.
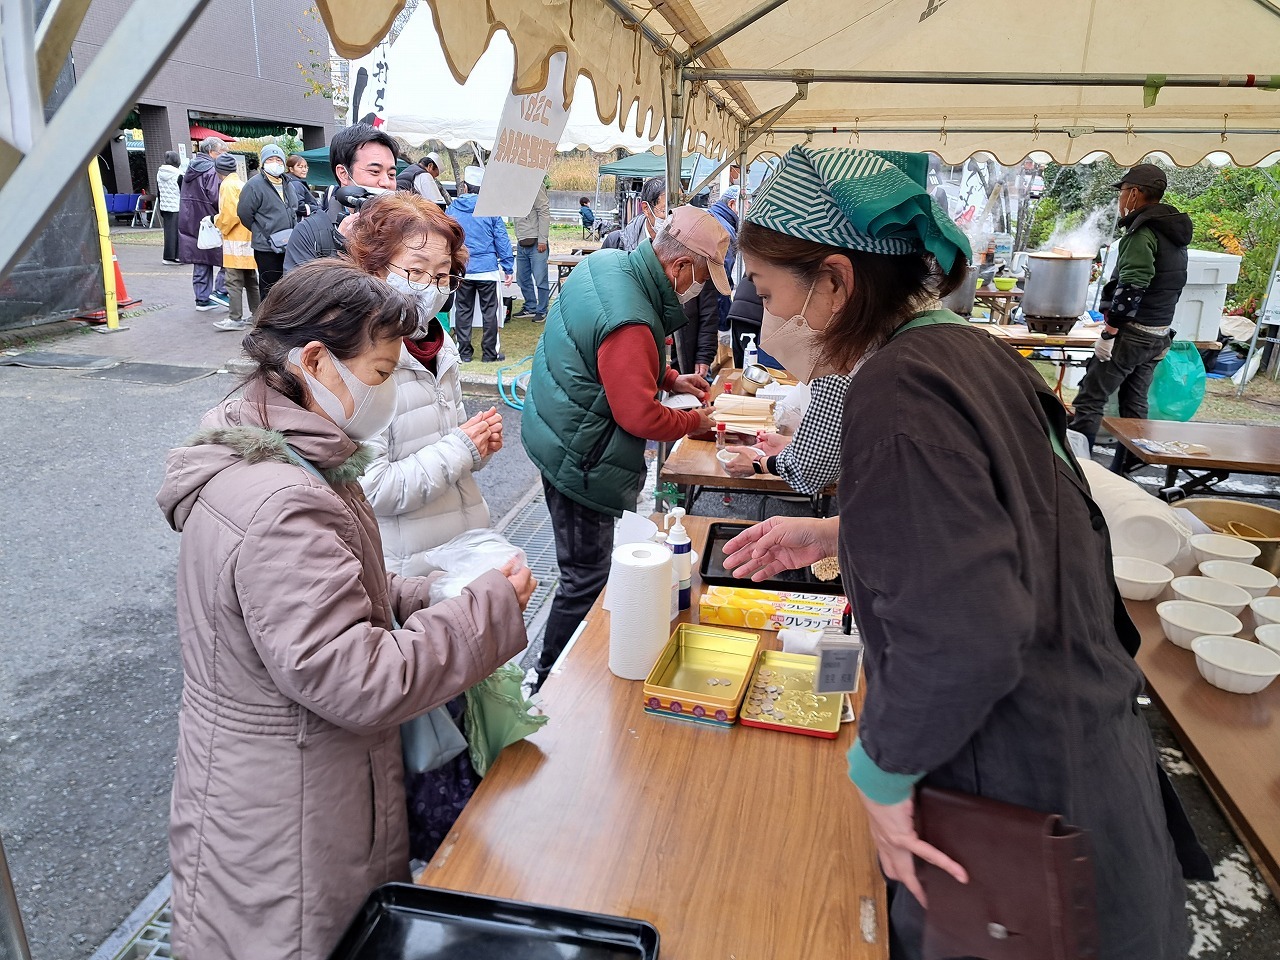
[78,246,141,322]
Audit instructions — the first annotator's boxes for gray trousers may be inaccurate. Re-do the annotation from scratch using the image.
[224,268,261,321]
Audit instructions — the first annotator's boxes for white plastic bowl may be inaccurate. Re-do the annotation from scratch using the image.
[1156,600,1243,649]
[1191,635,1280,694]
[1250,596,1280,628]
[1189,533,1262,566]
[1197,559,1278,599]
[1112,556,1174,601]
[1169,576,1251,616]
[1253,623,1280,657]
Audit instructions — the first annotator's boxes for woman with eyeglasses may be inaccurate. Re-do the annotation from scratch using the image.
[344,192,503,576]
[342,191,510,861]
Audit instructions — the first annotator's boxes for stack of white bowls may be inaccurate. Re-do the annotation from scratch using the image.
[1082,460,1191,571]
[1156,584,1280,695]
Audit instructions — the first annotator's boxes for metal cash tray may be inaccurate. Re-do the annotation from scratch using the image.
[327,884,660,960]
[700,522,844,594]
[642,624,762,726]
[738,651,842,739]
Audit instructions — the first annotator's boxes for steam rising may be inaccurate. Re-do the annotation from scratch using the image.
[1040,207,1116,258]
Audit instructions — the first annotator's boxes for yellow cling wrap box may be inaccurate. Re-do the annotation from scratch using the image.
[699,585,844,631]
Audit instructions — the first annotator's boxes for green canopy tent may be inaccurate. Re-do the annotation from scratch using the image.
[598,151,706,180]
[297,146,410,188]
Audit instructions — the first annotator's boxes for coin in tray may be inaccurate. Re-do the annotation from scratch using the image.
[739,651,841,738]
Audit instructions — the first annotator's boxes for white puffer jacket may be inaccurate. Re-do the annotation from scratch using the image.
[361,337,491,576]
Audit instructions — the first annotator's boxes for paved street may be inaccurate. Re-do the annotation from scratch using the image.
[0,231,537,957]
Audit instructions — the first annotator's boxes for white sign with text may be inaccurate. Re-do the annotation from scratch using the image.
[474,52,571,218]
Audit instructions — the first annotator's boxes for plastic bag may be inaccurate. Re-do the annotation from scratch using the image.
[402,704,469,774]
[420,529,527,605]
[463,663,549,776]
[772,382,812,436]
[1148,340,1206,422]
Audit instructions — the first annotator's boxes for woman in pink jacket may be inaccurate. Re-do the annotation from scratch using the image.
[156,259,535,960]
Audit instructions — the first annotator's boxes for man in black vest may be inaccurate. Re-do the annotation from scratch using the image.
[1069,164,1193,451]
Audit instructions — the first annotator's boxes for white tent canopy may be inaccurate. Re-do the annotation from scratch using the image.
[336,0,1280,171]
[372,5,655,154]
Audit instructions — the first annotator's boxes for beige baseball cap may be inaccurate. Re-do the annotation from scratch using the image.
[665,206,732,295]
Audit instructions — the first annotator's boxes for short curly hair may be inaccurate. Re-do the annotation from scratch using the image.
[343,191,468,279]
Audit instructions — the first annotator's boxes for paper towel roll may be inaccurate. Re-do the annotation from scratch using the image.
[607,542,674,680]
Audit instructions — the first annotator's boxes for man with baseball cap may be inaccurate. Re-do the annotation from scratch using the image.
[1068,162,1193,455]
[521,205,730,690]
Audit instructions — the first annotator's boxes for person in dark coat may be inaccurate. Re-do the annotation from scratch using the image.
[1069,163,1194,451]
[726,275,783,369]
[237,145,299,299]
[178,136,230,311]
[284,154,315,219]
[673,277,719,377]
[724,145,1195,960]
[707,186,741,332]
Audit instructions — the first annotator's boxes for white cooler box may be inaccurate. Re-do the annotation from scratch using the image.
[1099,247,1240,342]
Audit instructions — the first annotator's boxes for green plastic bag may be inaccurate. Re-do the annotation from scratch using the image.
[463,663,549,776]
[1148,340,1205,422]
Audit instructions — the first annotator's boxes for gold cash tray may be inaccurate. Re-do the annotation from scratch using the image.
[642,624,762,726]
[738,651,842,738]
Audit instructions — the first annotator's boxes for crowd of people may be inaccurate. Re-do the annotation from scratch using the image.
[156,124,1204,960]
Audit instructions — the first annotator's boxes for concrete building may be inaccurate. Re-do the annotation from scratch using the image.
[74,0,335,195]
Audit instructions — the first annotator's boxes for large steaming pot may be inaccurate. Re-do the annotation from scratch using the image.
[940,265,981,315]
[1022,253,1093,318]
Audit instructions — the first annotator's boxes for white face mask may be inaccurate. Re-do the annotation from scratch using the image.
[677,274,705,305]
[759,280,832,384]
[386,272,450,337]
[264,161,285,177]
[288,346,398,441]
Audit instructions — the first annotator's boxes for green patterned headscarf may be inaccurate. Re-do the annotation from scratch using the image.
[746,146,971,273]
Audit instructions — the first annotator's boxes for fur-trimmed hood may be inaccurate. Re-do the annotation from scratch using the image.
[157,383,373,532]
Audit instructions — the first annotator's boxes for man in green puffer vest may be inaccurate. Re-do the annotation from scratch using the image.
[522,206,732,689]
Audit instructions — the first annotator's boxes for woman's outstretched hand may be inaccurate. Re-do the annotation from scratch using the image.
[722,516,840,582]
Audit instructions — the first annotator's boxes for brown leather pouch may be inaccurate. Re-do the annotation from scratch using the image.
[915,785,1099,960]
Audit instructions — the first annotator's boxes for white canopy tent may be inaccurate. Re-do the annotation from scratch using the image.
[372,5,655,154]
[395,0,1280,198]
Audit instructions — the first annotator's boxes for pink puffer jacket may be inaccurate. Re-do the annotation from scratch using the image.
[156,383,527,960]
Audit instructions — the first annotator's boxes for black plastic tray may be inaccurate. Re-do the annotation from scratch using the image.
[328,884,660,960]
[700,521,844,595]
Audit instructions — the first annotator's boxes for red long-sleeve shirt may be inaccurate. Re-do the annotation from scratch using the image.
[597,325,702,442]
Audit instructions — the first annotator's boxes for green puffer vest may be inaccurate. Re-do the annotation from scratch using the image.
[521,241,688,517]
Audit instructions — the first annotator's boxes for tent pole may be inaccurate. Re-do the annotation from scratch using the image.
[1,834,32,960]
[684,67,1279,89]
[0,0,209,283]
[686,84,806,198]
[685,0,792,62]
[666,66,687,207]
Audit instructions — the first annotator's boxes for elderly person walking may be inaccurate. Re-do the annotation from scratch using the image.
[522,206,730,689]
[157,259,534,960]
[723,146,1198,960]
[177,136,230,311]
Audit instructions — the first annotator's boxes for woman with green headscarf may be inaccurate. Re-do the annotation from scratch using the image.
[723,146,1194,960]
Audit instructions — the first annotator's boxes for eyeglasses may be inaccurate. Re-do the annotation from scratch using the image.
[388,264,463,293]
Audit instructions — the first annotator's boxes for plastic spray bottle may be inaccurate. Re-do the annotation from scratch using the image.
[665,507,693,611]
[740,333,759,369]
